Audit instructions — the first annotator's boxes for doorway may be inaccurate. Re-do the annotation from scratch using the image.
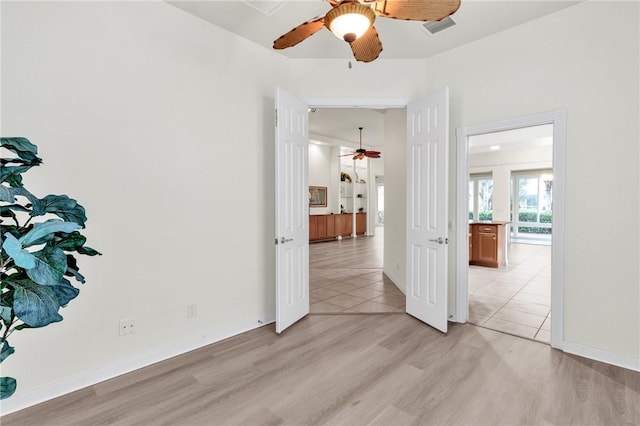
[456,111,566,350]
[307,107,405,314]
[466,126,553,343]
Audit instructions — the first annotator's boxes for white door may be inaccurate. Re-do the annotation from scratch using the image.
[275,87,309,334]
[406,87,449,333]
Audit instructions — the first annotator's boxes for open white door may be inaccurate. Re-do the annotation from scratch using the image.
[406,87,449,333]
[275,87,309,334]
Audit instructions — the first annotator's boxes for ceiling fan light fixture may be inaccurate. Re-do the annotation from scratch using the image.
[325,3,375,43]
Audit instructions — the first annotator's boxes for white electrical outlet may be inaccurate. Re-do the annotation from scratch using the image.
[119,318,136,336]
[187,304,197,318]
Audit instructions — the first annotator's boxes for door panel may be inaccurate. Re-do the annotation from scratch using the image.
[406,88,449,333]
[275,87,309,334]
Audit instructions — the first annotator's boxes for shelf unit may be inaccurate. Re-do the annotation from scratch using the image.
[339,149,369,237]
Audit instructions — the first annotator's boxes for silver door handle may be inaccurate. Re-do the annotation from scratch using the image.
[429,237,445,244]
[280,237,294,244]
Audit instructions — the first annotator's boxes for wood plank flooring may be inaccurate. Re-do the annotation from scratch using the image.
[3,233,639,425]
[3,315,639,425]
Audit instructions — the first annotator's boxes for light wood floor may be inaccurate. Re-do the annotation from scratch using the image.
[3,234,639,425]
[3,315,638,425]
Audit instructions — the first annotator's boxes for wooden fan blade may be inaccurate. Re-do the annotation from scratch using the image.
[350,25,383,63]
[365,151,381,158]
[273,15,326,50]
[370,0,461,22]
[339,153,356,157]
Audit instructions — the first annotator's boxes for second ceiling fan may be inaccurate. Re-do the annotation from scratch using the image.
[273,0,461,62]
[341,127,380,160]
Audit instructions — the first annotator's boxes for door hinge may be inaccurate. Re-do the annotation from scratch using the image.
[274,238,278,245]
[275,109,278,127]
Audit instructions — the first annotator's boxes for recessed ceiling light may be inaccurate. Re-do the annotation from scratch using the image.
[490,145,500,151]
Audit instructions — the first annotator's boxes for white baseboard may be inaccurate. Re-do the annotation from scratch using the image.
[563,341,640,372]
[0,317,275,415]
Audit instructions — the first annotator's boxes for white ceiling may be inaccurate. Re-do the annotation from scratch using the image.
[169,0,582,60]
[168,1,576,149]
[468,124,553,154]
[310,108,388,147]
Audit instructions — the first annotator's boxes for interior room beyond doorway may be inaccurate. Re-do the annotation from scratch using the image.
[307,107,406,314]
[466,124,553,344]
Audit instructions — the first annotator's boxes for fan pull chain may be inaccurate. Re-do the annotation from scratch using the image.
[348,60,352,69]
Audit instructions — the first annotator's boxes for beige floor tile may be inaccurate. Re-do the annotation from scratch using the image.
[468,312,491,325]
[350,301,402,313]
[492,308,547,329]
[323,281,362,294]
[502,299,550,316]
[310,287,342,301]
[540,315,551,331]
[519,285,550,297]
[343,277,378,287]
[310,301,345,313]
[371,293,406,309]
[482,317,539,339]
[324,293,369,309]
[512,292,550,305]
[347,287,385,300]
[534,329,551,343]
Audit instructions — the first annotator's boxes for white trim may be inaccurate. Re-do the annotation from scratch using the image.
[455,128,469,324]
[563,341,640,372]
[0,318,274,415]
[306,98,409,109]
[455,111,566,351]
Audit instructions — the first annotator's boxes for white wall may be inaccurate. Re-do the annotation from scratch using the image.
[1,0,290,411]
[424,1,639,361]
[469,145,553,222]
[382,109,407,291]
[308,143,334,214]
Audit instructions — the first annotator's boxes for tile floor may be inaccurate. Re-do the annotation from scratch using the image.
[309,232,406,314]
[468,243,551,343]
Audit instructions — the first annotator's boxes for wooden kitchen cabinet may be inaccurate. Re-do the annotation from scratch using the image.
[469,222,509,268]
[309,213,365,241]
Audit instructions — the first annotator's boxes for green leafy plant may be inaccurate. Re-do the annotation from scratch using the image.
[0,137,100,400]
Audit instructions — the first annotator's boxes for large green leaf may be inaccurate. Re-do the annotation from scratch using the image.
[0,341,15,363]
[52,231,86,250]
[64,254,85,284]
[0,306,12,323]
[26,247,68,286]
[0,165,31,187]
[0,186,17,202]
[0,137,41,165]
[39,195,87,227]
[12,279,62,327]
[13,187,45,216]
[52,278,79,306]
[77,245,102,256]
[2,233,36,269]
[19,220,80,247]
[0,377,17,400]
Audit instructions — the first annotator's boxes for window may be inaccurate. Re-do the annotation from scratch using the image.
[511,170,553,240]
[469,174,493,221]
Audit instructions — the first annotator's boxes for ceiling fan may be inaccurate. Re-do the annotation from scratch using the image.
[341,127,381,160]
[273,0,461,62]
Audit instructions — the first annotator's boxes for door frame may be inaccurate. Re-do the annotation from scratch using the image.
[455,110,566,350]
